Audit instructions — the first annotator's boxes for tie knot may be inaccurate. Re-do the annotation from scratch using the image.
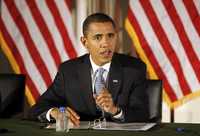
[97,68,105,76]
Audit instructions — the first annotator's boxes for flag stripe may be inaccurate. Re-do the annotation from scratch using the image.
[193,0,200,15]
[55,0,78,55]
[1,0,87,103]
[15,0,57,80]
[45,0,77,59]
[151,0,200,92]
[163,0,200,83]
[129,1,184,99]
[0,19,40,100]
[35,0,69,62]
[126,0,200,106]
[127,8,178,102]
[183,0,200,37]
[4,0,52,87]
[65,0,72,11]
[0,30,36,105]
[0,31,36,105]
[26,0,62,67]
[1,1,47,96]
[140,0,191,95]
[173,0,200,61]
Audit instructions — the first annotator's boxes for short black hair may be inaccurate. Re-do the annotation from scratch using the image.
[82,13,116,36]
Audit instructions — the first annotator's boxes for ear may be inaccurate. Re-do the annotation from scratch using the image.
[80,36,88,49]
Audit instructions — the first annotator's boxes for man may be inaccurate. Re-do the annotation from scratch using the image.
[29,13,149,126]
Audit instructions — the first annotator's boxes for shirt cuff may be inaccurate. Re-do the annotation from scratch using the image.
[113,109,123,119]
[46,108,54,121]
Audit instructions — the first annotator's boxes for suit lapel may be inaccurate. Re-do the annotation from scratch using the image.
[108,54,122,102]
[77,55,97,115]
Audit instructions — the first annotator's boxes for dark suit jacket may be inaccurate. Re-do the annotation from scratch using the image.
[29,53,149,122]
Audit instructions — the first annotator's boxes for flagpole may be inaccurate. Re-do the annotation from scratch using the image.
[170,108,174,123]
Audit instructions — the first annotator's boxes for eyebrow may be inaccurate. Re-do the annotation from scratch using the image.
[93,33,102,37]
[92,32,115,36]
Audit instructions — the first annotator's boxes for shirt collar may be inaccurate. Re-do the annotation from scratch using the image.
[89,55,111,73]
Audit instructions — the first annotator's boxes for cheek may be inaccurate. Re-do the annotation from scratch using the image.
[87,46,96,55]
[91,48,99,55]
[90,44,98,52]
[110,43,116,50]
[110,39,117,46]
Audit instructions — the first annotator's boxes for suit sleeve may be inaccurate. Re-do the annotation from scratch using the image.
[28,66,67,121]
[122,65,149,122]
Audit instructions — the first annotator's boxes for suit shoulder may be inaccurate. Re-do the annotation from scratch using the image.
[114,53,146,69]
[58,54,88,71]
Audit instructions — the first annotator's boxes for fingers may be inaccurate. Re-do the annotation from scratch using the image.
[96,89,112,103]
[96,89,111,99]
[95,89,115,112]
[66,107,80,127]
[97,96,112,107]
[50,107,80,127]
[50,107,59,119]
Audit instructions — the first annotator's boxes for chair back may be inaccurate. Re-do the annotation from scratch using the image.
[146,80,162,122]
[0,74,25,118]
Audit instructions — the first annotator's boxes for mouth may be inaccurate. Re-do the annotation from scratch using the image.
[100,50,113,58]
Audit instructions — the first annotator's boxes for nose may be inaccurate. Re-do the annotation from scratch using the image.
[100,36,110,48]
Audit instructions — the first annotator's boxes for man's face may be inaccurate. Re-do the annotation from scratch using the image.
[81,22,117,66]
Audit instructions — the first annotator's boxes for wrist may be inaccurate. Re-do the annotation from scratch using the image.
[112,106,121,116]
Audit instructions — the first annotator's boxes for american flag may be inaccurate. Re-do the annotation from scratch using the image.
[125,0,200,108]
[0,0,85,105]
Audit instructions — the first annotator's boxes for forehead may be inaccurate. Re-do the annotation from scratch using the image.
[87,22,116,35]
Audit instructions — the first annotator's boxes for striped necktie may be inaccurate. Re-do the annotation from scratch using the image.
[94,68,105,95]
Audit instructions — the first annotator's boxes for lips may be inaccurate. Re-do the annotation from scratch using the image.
[100,50,113,57]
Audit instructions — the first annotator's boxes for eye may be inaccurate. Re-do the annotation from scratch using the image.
[108,33,114,38]
[93,34,102,41]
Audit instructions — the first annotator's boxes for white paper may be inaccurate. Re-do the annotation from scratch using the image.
[45,121,156,131]
[92,122,157,131]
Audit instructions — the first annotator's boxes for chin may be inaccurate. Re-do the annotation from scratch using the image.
[101,58,112,64]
